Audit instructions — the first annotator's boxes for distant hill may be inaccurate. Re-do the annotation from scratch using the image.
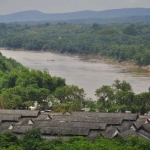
[1,8,150,23]
[65,15,150,24]
[11,15,150,25]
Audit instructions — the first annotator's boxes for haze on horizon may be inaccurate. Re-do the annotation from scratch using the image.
[0,0,150,15]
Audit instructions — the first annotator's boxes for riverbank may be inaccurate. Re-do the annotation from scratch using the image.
[66,52,150,73]
[45,49,150,73]
[1,47,150,73]
[1,48,150,98]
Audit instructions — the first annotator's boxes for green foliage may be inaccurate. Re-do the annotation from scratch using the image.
[123,24,138,36]
[0,57,67,109]
[113,79,132,92]
[21,128,43,150]
[0,52,23,72]
[0,132,20,148]
[0,52,86,111]
[22,128,43,141]
[54,85,85,103]
[1,23,150,65]
[95,80,150,114]
[52,85,85,112]
[83,99,97,112]
[0,128,150,150]
[95,85,115,111]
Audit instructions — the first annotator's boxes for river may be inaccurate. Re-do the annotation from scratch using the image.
[1,49,150,99]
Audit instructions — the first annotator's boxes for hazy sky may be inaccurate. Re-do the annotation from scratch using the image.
[0,0,150,15]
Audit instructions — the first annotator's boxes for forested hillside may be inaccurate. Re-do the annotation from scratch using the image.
[0,51,23,72]
[1,23,150,66]
[0,52,85,110]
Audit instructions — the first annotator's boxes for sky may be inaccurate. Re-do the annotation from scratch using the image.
[0,0,150,15]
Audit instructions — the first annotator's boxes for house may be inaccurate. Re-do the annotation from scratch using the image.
[117,121,134,132]
[0,114,21,122]
[100,126,119,138]
[0,109,40,117]
[133,118,149,130]
[0,109,150,140]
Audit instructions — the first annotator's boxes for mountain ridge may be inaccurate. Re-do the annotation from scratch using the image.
[1,8,150,23]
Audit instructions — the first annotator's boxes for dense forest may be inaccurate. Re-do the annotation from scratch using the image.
[0,128,150,150]
[1,22,150,65]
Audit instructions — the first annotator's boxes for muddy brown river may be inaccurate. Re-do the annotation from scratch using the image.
[1,49,150,99]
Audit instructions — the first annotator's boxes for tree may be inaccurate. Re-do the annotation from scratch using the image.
[1,90,22,109]
[0,96,6,109]
[123,24,138,36]
[54,85,85,103]
[95,85,114,111]
[115,91,135,110]
[83,99,97,112]
[92,23,99,30]
[0,132,20,148]
[21,128,43,150]
[112,79,132,92]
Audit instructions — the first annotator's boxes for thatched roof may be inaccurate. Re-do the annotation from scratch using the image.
[49,112,63,115]
[134,118,148,129]
[71,112,138,121]
[140,115,150,120]
[119,129,138,138]
[0,109,40,117]
[100,126,119,138]
[58,121,106,130]
[139,115,149,119]
[99,117,121,125]
[2,110,150,140]
[0,122,15,133]
[119,129,150,140]
[12,125,33,134]
[69,122,106,130]
[43,135,71,141]
[34,120,106,130]
[41,112,70,117]
[0,114,21,122]
[140,123,150,133]
[117,121,134,132]
[51,115,122,125]
[51,115,71,121]
[137,129,150,139]
[87,130,101,141]
[17,118,34,125]
[34,120,59,127]
[40,127,90,136]
[36,114,51,120]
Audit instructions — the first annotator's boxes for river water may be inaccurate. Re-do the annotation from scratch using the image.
[1,49,150,99]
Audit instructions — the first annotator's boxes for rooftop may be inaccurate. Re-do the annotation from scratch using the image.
[0,109,149,140]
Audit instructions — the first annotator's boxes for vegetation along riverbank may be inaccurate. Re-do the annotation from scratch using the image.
[1,22,150,67]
